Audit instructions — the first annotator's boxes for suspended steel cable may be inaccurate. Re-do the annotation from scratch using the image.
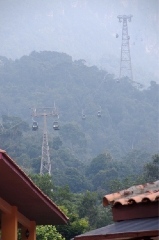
[81,75,118,118]
[0,121,25,136]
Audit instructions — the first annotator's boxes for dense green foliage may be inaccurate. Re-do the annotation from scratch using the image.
[28,151,158,239]
[28,174,89,239]
[0,51,158,192]
[0,51,158,160]
[36,226,64,240]
[0,51,158,238]
[143,154,159,182]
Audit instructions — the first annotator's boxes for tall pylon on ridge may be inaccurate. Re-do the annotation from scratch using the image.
[41,112,51,175]
[117,15,133,82]
[31,106,59,175]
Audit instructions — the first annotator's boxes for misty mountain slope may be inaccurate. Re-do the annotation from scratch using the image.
[0,0,158,85]
[0,51,158,159]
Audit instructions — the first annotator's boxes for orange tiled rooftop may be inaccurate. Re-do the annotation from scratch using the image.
[103,180,159,207]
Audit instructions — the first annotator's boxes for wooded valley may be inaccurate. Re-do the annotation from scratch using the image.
[0,51,158,239]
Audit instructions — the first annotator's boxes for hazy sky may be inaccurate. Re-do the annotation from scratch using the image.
[0,0,158,84]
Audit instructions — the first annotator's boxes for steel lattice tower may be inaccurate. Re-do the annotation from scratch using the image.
[31,106,59,175]
[40,112,51,175]
[117,15,133,82]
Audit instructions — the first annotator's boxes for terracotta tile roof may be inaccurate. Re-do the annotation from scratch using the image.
[103,180,159,207]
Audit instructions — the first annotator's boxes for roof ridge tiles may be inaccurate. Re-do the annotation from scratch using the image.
[0,149,6,153]
[103,180,159,207]
[142,191,159,202]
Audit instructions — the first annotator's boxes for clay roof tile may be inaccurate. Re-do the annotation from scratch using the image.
[103,181,159,207]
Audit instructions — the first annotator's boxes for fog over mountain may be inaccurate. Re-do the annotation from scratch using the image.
[0,1,159,211]
[0,0,159,85]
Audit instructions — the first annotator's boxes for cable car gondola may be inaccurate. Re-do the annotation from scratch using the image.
[32,121,38,131]
[97,111,101,118]
[53,121,60,130]
[82,114,86,120]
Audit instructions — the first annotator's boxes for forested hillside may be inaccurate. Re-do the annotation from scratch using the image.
[0,51,158,159]
[0,51,158,237]
[0,51,158,184]
[1,1,159,237]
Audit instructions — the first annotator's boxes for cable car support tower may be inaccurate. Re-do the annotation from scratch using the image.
[117,15,133,82]
[31,106,59,175]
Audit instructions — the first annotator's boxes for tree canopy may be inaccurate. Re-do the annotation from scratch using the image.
[0,51,158,238]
